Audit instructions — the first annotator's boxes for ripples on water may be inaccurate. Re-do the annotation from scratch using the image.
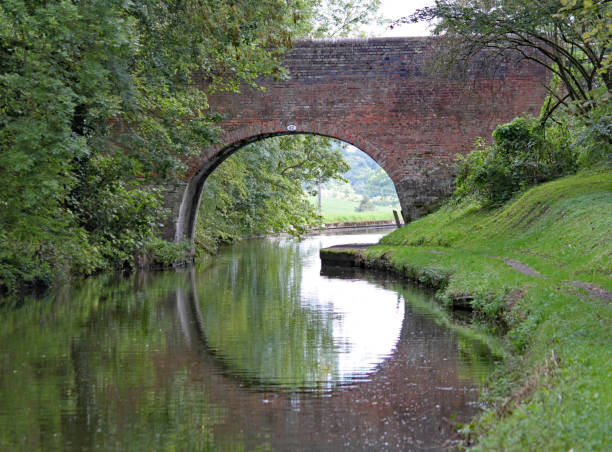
[0,230,498,451]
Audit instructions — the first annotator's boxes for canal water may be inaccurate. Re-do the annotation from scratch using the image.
[0,230,497,451]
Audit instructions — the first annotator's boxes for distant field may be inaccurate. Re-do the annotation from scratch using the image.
[311,197,399,222]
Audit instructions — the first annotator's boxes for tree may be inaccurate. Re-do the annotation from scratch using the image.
[397,0,611,119]
[195,135,349,250]
[0,0,311,291]
[356,195,375,212]
[0,0,384,290]
[302,0,384,37]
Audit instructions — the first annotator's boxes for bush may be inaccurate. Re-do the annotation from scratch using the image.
[574,104,612,166]
[455,117,577,204]
[68,155,167,269]
[138,238,192,268]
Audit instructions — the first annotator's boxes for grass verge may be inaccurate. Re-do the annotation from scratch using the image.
[363,169,612,450]
[311,196,399,222]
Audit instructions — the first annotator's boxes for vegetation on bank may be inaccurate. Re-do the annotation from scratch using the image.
[0,0,382,294]
[363,169,611,449]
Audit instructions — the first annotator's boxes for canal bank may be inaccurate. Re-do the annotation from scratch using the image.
[321,170,612,450]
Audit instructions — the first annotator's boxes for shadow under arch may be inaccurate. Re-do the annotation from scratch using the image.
[175,130,398,243]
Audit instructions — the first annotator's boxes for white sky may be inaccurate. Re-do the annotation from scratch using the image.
[365,0,436,37]
[301,234,404,378]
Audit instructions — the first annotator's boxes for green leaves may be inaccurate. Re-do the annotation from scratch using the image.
[0,0,383,291]
[404,0,611,118]
[0,0,297,292]
[454,116,577,205]
[195,135,349,250]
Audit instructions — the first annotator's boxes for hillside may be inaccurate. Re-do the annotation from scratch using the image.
[365,170,612,450]
[315,145,400,221]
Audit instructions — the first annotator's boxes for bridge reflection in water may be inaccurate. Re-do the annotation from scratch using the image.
[167,233,496,451]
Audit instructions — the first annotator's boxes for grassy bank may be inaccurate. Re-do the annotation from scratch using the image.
[365,170,612,450]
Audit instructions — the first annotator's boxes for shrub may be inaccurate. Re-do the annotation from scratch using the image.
[574,104,612,166]
[455,117,577,204]
[356,195,376,212]
[68,155,167,269]
[138,238,192,268]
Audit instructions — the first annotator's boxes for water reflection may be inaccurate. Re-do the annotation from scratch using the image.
[194,234,405,391]
[0,231,497,451]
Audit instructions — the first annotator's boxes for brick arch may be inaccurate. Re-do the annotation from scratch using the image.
[174,129,388,243]
[162,36,548,242]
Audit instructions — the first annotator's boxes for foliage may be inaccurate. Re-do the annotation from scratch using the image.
[195,135,349,251]
[572,102,612,165]
[356,195,376,212]
[66,155,168,269]
[454,116,577,204]
[0,0,385,290]
[364,167,398,198]
[138,237,191,267]
[0,0,321,291]
[326,146,397,199]
[301,0,384,37]
[402,0,612,118]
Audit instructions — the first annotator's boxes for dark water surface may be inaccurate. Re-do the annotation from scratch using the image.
[0,231,497,451]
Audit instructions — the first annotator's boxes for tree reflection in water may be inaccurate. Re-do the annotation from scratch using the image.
[0,233,497,451]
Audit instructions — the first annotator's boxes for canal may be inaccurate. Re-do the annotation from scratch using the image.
[0,230,497,451]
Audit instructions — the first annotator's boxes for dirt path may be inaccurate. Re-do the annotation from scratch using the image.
[494,256,611,301]
[499,258,546,279]
[493,256,612,301]
[567,281,612,301]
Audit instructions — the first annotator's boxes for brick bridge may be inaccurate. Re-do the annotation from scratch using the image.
[163,37,547,242]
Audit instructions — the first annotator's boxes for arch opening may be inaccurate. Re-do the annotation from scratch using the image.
[174,132,402,245]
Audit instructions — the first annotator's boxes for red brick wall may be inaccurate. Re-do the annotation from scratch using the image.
[167,37,548,242]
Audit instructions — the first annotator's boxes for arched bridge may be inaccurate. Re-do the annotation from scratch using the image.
[162,37,548,242]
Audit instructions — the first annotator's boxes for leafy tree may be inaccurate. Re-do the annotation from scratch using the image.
[398,0,611,119]
[0,0,311,292]
[304,0,384,37]
[195,135,349,250]
[0,0,385,290]
[356,195,376,212]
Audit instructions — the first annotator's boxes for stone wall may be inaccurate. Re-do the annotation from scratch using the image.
[165,37,548,241]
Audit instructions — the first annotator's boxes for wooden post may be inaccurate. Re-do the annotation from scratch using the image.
[317,180,322,216]
[393,210,402,228]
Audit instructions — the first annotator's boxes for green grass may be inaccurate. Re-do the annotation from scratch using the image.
[364,169,612,450]
[311,196,399,222]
